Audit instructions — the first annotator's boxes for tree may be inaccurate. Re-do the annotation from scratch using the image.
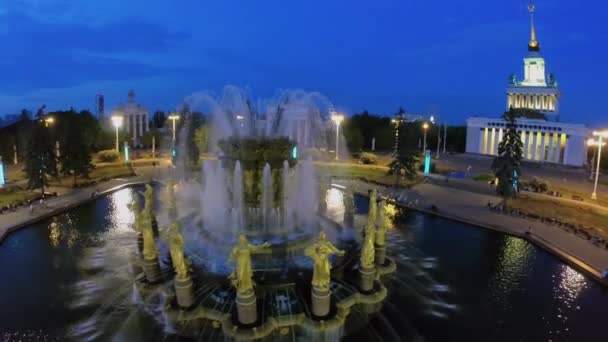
[387,147,418,186]
[19,109,32,121]
[141,130,163,148]
[24,118,57,196]
[61,123,94,187]
[491,108,524,211]
[194,125,210,154]
[174,103,200,167]
[153,110,166,129]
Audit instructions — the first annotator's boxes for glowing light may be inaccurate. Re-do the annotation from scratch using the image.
[424,153,431,174]
[423,122,429,130]
[124,142,130,161]
[0,158,5,186]
[292,146,298,159]
[111,115,123,128]
[330,113,344,125]
[587,138,606,147]
[593,130,608,138]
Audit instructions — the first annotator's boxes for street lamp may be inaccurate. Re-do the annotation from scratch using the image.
[587,138,606,181]
[590,130,608,200]
[422,122,429,152]
[168,113,180,144]
[111,115,123,152]
[43,116,54,127]
[330,113,345,160]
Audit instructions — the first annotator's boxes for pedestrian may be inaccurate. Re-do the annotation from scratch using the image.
[29,203,34,214]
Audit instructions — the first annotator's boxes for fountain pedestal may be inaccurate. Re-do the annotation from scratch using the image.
[175,275,194,308]
[236,290,257,325]
[143,256,162,283]
[358,266,376,292]
[375,244,386,266]
[311,286,331,318]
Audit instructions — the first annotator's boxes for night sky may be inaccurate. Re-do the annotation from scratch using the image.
[1,0,606,125]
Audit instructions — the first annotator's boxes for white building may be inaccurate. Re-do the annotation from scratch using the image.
[113,90,150,145]
[465,2,588,167]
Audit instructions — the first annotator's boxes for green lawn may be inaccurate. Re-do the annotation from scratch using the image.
[512,195,608,239]
[472,173,495,182]
[49,163,135,187]
[314,162,419,187]
[0,190,40,207]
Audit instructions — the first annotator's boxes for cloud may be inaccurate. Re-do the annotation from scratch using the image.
[0,10,189,92]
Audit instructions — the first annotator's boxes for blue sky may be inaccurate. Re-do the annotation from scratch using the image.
[1,0,606,125]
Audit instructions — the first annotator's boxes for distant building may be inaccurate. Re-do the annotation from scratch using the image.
[466,2,588,167]
[112,90,150,145]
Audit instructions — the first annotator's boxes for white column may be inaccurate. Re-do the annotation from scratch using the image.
[497,128,504,153]
[562,134,570,165]
[132,115,136,141]
[547,134,554,162]
[523,132,530,160]
[539,133,546,161]
[125,114,130,136]
[145,114,149,132]
[482,128,488,154]
[139,115,143,137]
[530,132,538,160]
[489,128,496,156]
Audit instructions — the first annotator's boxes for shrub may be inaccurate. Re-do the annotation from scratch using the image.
[97,150,120,163]
[359,152,378,165]
[529,177,550,193]
[473,173,495,182]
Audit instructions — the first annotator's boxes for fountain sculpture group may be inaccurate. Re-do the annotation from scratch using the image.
[130,169,396,340]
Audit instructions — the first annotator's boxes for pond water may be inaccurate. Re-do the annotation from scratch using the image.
[0,187,605,341]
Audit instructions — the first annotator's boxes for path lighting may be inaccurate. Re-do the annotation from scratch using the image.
[587,138,606,181]
[43,116,54,127]
[168,113,180,149]
[331,113,345,160]
[392,113,405,155]
[236,115,245,129]
[111,115,123,152]
[590,130,608,200]
[0,156,5,186]
[422,122,429,152]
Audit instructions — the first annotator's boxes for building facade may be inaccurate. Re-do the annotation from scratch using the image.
[466,117,587,166]
[113,90,150,145]
[465,2,588,167]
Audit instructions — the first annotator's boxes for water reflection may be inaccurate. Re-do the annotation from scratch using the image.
[108,188,135,232]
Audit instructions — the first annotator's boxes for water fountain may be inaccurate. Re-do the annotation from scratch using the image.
[123,88,396,340]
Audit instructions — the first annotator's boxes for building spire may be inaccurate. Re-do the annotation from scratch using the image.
[528,2,540,51]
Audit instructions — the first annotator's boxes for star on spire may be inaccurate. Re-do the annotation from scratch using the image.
[528,2,540,52]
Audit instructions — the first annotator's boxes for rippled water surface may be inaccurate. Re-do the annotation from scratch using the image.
[0,187,606,341]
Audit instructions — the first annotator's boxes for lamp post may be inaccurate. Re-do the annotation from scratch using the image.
[168,114,180,154]
[422,122,429,152]
[587,138,605,180]
[590,130,608,200]
[330,113,345,160]
[111,115,123,152]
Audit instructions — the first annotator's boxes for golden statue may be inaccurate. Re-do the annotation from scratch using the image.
[360,190,377,268]
[139,184,158,259]
[228,235,270,295]
[166,179,177,219]
[375,200,389,247]
[164,223,188,279]
[144,184,154,217]
[304,231,344,290]
[141,212,158,259]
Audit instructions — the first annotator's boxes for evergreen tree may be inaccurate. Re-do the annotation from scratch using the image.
[24,118,57,196]
[61,121,94,187]
[491,108,524,211]
[387,147,418,186]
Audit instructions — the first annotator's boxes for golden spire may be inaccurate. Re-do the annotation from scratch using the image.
[528,2,540,51]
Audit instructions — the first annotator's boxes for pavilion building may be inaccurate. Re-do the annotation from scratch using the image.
[113,90,150,146]
[465,2,588,167]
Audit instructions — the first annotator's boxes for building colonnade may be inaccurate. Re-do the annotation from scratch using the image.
[479,126,567,164]
[507,93,557,112]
